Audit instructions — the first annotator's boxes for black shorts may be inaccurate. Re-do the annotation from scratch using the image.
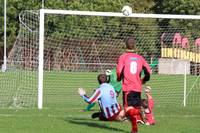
[123,91,141,108]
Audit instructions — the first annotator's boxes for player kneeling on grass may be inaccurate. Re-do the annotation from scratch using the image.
[136,86,155,125]
[143,86,155,125]
[80,68,122,112]
[78,73,124,121]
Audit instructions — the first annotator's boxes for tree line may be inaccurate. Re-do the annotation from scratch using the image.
[0,0,200,62]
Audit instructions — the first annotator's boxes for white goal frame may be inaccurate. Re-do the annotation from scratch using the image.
[38,9,200,109]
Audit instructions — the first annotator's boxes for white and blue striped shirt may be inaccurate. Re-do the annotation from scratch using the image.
[82,83,120,118]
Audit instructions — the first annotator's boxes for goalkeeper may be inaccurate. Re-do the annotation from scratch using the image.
[80,67,122,112]
[78,73,123,121]
[106,67,122,96]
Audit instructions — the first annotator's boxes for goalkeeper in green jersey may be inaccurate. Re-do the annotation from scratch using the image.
[106,67,122,96]
[79,67,122,112]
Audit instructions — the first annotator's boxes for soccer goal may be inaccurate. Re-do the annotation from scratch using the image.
[2,9,200,109]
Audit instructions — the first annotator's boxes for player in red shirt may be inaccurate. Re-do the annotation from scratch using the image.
[143,86,155,125]
[136,86,155,125]
[116,36,151,133]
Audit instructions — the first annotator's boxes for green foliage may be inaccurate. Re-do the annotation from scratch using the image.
[154,0,200,15]
[1,0,200,53]
[0,0,156,48]
[154,0,200,48]
[0,0,41,48]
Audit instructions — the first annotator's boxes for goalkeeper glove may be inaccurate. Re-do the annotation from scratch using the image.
[105,69,112,76]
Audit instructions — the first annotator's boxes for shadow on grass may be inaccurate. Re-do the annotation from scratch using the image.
[65,117,129,133]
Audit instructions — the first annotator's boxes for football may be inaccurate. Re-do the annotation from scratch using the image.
[122,5,132,16]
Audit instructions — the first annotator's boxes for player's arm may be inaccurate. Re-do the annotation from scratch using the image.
[78,88,101,104]
[145,86,154,110]
[141,57,151,84]
[146,93,154,111]
[146,93,152,100]
[116,56,125,81]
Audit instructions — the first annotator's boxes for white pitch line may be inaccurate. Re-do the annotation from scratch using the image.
[157,114,200,118]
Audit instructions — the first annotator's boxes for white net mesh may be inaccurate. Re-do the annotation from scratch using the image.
[1,10,200,108]
[0,11,38,108]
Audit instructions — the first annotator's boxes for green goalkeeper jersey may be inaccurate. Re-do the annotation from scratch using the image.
[109,67,122,94]
[84,68,121,111]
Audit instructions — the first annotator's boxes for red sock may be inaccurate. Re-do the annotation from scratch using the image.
[126,108,140,133]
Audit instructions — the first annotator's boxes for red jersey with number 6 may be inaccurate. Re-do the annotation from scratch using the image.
[116,52,151,92]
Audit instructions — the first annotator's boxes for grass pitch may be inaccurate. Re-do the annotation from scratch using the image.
[0,106,200,133]
[0,72,199,133]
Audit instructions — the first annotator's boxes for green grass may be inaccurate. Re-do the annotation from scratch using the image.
[0,106,199,133]
[0,71,200,133]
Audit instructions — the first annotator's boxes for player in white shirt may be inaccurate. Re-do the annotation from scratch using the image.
[78,73,123,121]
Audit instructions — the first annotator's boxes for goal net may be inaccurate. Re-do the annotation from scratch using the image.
[1,9,200,109]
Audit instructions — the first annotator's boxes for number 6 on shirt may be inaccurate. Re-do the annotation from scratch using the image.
[130,61,137,74]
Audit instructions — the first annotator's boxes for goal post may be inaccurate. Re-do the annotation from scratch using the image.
[38,10,45,109]
[38,9,200,109]
[3,9,200,109]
